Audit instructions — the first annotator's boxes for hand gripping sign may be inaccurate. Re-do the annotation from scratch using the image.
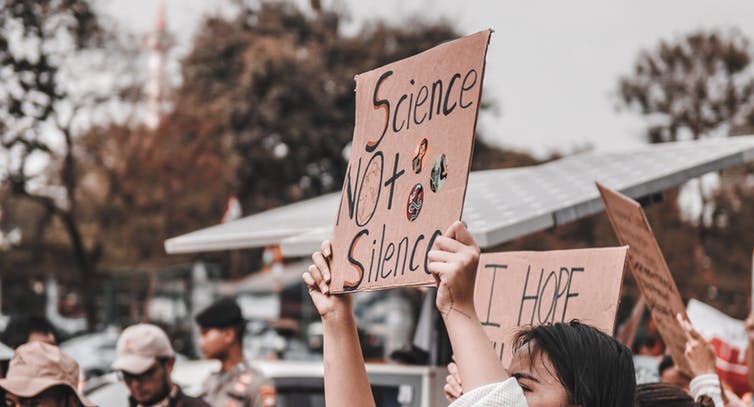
[330,30,492,293]
[474,247,628,367]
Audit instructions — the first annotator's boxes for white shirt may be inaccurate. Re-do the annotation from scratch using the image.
[450,378,528,407]
[689,373,724,407]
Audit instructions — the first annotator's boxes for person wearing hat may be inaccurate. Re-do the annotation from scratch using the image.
[0,341,95,406]
[112,324,209,407]
[195,297,275,407]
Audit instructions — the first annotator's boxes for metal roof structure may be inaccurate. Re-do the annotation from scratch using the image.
[165,136,754,257]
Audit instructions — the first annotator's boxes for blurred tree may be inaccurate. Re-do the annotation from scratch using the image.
[618,29,754,316]
[619,30,754,143]
[0,0,140,329]
[175,1,510,217]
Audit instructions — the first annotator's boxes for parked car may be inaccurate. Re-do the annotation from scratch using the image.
[86,359,448,407]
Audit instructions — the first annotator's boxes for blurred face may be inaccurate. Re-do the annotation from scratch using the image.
[507,345,570,407]
[5,386,72,407]
[661,365,691,391]
[199,327,233,359]
[122,359,173,404]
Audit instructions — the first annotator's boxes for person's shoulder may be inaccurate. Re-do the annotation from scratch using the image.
[175,391,212,407]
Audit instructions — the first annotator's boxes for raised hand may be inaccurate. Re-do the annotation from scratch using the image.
[427,221,480,320]
[444,361,463,402]
[302,240,352,320]
[677,313,717,377]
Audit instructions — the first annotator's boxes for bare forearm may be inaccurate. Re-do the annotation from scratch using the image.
[444,310,508,392]
[615,297,645,346]
[322,311,376,407]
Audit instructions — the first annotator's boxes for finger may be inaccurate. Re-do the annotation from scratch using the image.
[427,261,455,277]
[302,272,318,292]
[447,372,463,396]
[677,313,695,340]
[427,249,456,263]
[452,221,477,247]
[443,222,458,239]
[443,383,459,401]
[320,240,332,258]
[448,361,458,375]
[432,235,467,253]
[312,251,332,284]
[443,385,455,403]
[307,264,329,294]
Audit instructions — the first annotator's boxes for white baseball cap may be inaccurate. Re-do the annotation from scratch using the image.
[112,324,174,374]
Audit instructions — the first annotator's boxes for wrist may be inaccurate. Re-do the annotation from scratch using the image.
[321,304,355,324]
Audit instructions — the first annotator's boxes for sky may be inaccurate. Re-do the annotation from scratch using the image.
[98,0,754,158]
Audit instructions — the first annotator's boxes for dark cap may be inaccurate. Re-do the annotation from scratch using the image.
[195,297,245,328]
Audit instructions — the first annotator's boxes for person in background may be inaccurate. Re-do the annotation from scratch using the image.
[660,355,692,391]
[0,341,95,407]
[112,323,209,407]
[635,382,711,407]
[195,297,276,407]
[1,314,57,349]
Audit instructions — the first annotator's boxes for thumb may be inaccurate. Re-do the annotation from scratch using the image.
[453,221,476,247]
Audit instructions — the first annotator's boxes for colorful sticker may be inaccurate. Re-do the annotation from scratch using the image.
[406,183,424,222]
[430,153,448,192]
[412,137,429,174]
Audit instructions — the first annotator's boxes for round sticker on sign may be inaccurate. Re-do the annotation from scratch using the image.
[430,153,448,192]
[406,183,424,222]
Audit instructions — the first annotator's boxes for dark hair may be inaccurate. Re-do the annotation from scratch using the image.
[635,382,705,407]
[39,385,82,407]
[658,355,675,376]
[1,315,57,349]
[632,334,658,354]
[513,321,636,407]
[232,322,246,346]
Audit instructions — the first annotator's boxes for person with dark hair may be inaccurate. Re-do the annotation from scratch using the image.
[659,355,691,391]
[507,321,636,406]
[112,323,208,407]
[0,341,95,406]
[303,221,637,407]
[1,314,57,349]
[635,382,711,407]
[195,297,275,407]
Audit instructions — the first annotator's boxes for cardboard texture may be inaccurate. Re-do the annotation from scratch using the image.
[330,30,492,292]
[474,246,628,368]
[596,182,691,375]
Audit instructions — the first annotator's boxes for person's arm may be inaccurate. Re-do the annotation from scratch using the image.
[615,296,645,348]
[303,241,376,407]
[678,314,724,407]
[428,221,508,393]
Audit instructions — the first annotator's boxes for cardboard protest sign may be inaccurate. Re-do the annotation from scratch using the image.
[474,246,628,367]
[330,30,492,292]
[596,182,691,375]
[687,299,749,396]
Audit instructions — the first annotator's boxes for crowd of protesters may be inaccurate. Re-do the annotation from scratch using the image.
[0,221,751,406]
[0,297,275,407]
